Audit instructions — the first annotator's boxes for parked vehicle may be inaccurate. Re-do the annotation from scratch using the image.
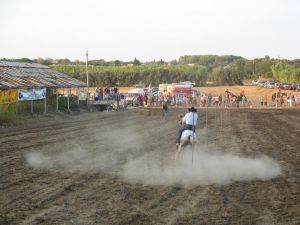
[251,80,257,86]
[265,81,275,88]
[282,83,291,90]
[269,82,275,88]
[257,80,266,87]
[274,83,282,89]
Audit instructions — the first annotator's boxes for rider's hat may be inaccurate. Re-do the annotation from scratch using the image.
[188,107,197,112]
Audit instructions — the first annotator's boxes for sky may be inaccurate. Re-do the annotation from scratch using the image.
[0,0,299,62]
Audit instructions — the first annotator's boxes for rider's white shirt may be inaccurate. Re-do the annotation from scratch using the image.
[182,112,198,126]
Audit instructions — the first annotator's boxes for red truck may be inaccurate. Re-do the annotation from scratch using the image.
[170,84,192,96]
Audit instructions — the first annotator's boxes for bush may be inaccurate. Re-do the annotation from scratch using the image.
[0,104,16,123]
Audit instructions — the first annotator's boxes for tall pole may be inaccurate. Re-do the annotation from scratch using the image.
[253,59,255,77]
[191,111,195,166]
[86,51,89,105]
[205,103,208,151]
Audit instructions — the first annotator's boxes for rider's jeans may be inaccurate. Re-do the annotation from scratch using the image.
[176,124,194,144]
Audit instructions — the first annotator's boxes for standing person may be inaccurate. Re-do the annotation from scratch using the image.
[132,95,136,106]
[144,94,148,106]
[94,87,99,101]
[219,95,222,107]
[208,94,212,107]
[236,95,240,108]
[241,95,246,107]
[263,95,268,107]
[140,94,144,107]
[291,94,295,106]
[162,101,169,121]
[176,107,198,147]
[214,95,219,106]
[295,94,300,106]
[99,87,103,100]
[115,92,120,111]
[240,89,245,96]
[151,96,155,106]
[260,96,264,106]
[287,94,293,107]
[223,94,227,107]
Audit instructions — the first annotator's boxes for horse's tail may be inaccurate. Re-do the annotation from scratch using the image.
[187,134,196,144]
[187,135,191,142]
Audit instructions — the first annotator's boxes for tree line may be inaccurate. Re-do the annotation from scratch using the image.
[50,64,208,87]
[3,55,300,86]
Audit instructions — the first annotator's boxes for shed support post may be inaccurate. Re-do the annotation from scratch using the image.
[44,90,47,114]
[56,90,59,112]
[16,95,19,115]
[117,93,120,111]
[77,88,79,105]
[67,89,70,113]
[31,100,33,114]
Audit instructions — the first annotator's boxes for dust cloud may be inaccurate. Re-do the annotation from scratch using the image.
[25,124,282,186]
[26,145,282,186]
[25,125,145,173]
[25,144,110,172]
[123,149,282,186]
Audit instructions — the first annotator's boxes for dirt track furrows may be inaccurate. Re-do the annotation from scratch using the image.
[215,109,300,225]
[0,108,300,225]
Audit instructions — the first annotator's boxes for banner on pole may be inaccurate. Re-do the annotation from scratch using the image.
[0,89,17,104]
[18,88,46,101]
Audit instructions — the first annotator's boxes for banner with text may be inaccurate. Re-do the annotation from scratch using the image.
[77,92,88,101]
[0,89,17,104]
[18,88,46,101]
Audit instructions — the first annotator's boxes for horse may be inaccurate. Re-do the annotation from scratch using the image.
[272,92,287,102]
[176,129,197,159]
[272,92,280,101]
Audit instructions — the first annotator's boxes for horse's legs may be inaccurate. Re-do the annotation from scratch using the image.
[175,144,182,160]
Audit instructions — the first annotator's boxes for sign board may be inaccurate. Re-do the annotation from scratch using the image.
[0,89,17,104]
[18,88,46,101]
[78,92,87,101]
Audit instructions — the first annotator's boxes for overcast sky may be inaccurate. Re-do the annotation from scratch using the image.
[1,0,299,62]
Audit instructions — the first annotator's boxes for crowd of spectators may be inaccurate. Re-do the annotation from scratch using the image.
[94,87,119,101]
[92,86,300,109]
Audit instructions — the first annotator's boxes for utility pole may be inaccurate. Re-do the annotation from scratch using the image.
[86,51,89,105]
[253,58,255,77]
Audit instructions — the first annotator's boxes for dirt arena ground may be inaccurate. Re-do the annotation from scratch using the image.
[0,107,299,225]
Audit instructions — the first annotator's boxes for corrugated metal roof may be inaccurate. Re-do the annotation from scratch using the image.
[0,61,50,69]
[0,61,86,89]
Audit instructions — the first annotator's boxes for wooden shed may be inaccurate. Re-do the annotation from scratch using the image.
[0,61,86,114]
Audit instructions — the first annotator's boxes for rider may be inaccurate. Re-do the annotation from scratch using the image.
[176,107,198,147]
